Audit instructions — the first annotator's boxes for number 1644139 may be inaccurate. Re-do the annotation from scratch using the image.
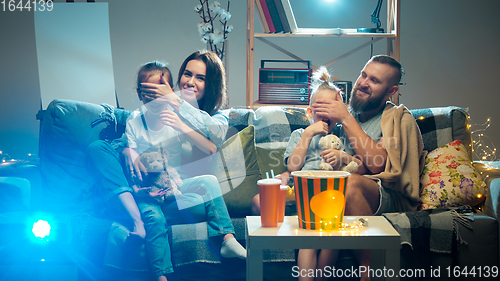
[1,0,53,12]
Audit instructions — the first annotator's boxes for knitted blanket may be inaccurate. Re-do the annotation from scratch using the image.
[383,207,473,254]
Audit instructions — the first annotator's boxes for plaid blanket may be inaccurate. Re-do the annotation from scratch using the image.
[223,106,310,149]
[383,207,473,254]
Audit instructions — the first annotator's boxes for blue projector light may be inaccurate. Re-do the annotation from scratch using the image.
[32,219,51,241]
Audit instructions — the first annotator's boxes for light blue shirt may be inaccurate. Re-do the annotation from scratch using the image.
[284,128,334,171]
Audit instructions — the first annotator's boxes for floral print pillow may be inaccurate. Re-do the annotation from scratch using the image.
[420,139,486,210]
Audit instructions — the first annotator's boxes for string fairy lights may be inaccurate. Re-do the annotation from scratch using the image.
[469,116,496,162]
[0,150,37,165]
[317,217,368,232]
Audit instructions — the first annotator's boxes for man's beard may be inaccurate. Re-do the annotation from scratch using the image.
[349,86,388,114]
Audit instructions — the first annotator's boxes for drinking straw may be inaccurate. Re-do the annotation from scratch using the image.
[271,170,275,179]
[266,172,269,179]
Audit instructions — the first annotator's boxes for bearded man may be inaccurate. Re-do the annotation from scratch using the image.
[310,55,426,280]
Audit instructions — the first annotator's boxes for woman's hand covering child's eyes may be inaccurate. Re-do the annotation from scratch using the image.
[139,74,175,100]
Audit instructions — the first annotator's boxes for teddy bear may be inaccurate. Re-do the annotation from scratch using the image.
[139,149,182,204]
[318,134,358,173]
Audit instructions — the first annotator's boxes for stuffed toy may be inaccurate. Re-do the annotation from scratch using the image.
[139,149,182,204]
[318,134,358,173]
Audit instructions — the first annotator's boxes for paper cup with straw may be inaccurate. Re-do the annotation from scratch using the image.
[291,170,350,230]
[257,177,281,227]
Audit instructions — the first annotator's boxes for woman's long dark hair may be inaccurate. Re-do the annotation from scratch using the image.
[177,50,227,116]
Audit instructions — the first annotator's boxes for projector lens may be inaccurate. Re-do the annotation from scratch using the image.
[32,220,51,240]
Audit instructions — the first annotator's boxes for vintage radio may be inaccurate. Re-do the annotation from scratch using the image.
[259,60,312,105]
[333,81,353,104]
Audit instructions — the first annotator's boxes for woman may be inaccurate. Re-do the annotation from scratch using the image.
[86,51,244,281]
[137,50,228,178]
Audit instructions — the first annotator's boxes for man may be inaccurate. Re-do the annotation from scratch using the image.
[310,55,425,280]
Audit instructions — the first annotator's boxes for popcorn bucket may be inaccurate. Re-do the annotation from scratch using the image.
[291,171,350,230]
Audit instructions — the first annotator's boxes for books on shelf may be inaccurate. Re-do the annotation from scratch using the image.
[256,0,275,33]
[280,0,297,33]
[274,0,290,33]
[255,0,294,34]
[254,0,359,36]
[255,0,270,33]
[265,0,284,33]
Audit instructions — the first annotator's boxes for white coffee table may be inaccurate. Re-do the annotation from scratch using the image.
[246,215,401,281]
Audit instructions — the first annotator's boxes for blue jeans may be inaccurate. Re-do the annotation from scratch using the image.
[85,140,133,202]
[85,140,235,277]
[138,175,235,276]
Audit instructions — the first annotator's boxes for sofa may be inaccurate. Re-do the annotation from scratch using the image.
[1,98,499,281]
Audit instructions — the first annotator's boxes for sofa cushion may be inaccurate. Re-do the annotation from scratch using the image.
[256,147,287,178]
[420,140,486,209]
[211,126,261,217]
[410,106,471,159]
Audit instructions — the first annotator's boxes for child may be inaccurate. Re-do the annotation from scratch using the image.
[283,66,366,281]
[284,66,366,175]
[250,67,367,214]
[124,61,183,198]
